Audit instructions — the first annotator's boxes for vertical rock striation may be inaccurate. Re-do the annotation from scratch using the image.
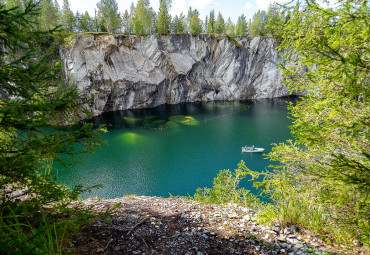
[61,34,291,117]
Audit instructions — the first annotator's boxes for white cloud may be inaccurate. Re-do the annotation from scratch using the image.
[171,0,189,16]
[188,0,214,10]
[255,0,272,9]
[255,0,286,9]
[151,0,160,12]
[243,2,253,9]
[119,0,138,12]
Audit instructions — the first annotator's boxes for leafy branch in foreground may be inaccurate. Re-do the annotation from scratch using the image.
[261,0,369,246]
[192,161,262,210]
[0,2,106,254]
[193,0,369,248]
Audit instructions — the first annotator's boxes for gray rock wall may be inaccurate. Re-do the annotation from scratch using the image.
[61,34,291,117]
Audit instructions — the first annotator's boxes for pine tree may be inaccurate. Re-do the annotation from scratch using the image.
[157,0,171,34]
[97,0,121,33]
[265,3,285,36]
[203,15,208,33]
[190,14,201,36]
[74,11,82,32]
[214,12,225,34]
[235,14,247,36]
[5,0,23,10]
[172,13,186,34]
[133,0,153,35]
[186,6,193,30]
[186,7,199,32]
[121,9,131,34]
[127,2,136,34]
[249,10,267,36]
[39,0,60,31]
[61,0,75,32]
[0,0,104,218]
[79,11,94,32]
[226,17,235,37]
[207,9,215,34]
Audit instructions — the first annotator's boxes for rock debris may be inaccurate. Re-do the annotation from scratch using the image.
[73,196,355,255]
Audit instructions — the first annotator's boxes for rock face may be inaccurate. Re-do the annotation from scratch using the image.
[61,34,291,117]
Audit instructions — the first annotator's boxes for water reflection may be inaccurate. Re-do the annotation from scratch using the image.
[56,98,294,199]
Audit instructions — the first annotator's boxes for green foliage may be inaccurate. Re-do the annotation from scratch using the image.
[214,12,225,34]
[172,13,187,34]
[133,0,155,35]
[78,11,94,32]
[0,203,96,254]
[61,0,75,32]
[5,0,23,10]
[0,2,106,252]
[265,3,285,37]
[97,0,121,33]
[226,17,235,37]
[193,161,261,209]
[189,14,202,36]
[121,9,131,34]
[157,0,171,34]
[253,0,370,246]
[207,9,215,33]
[235,14,248,36]
[249,9,267,36]
[38,0,60,31]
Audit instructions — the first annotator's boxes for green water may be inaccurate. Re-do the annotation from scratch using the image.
[55,98,294,199]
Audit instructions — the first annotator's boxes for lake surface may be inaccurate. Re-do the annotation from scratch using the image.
[55,98,294,199]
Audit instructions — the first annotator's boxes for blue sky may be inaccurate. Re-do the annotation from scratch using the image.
[59,0,285,23]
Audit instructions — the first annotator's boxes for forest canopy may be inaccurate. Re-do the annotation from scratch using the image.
[2,0,287,37]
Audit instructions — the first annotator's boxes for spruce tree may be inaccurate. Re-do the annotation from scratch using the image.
[79,11,94,32]
[249,10,267,36]
[207,9,215,34]
[172,14,186,34]
[97,0,121,33]
[190,14,201,36]
[121,9,131,34]
[265,3,285,36]
[226,17,235,37]
[133,0,153,35]
[39,0,60,31]
[157,0,171,34]
[0,0,104,216]
[61,0,75,32]
[203,15,208,33]
[235,14,247,36]
[5,0,23,9]
[215,12,225,34]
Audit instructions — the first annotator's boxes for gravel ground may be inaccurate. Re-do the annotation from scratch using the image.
[73,196,364,255]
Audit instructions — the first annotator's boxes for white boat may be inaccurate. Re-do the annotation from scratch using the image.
[242,147,265,153]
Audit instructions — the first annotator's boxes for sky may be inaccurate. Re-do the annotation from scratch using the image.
[57,0,287,23]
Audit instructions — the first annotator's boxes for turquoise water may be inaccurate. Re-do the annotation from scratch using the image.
[54,98,293,199]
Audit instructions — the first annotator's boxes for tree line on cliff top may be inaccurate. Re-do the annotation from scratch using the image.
[0,0,369,253]
[2,0,286,37]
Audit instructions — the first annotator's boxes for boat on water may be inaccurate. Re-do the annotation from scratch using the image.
[242,147,265,153]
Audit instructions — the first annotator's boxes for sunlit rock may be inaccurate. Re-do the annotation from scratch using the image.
[61,34,294,117]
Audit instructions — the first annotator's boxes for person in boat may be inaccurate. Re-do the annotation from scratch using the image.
[252,145,255,150]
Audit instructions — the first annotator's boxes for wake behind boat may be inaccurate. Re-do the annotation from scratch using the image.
[242,146,265,153]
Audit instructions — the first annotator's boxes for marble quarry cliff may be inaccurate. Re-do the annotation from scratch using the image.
[61,34,292,117]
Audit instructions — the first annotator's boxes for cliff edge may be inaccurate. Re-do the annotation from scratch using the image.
[61,34,291,117]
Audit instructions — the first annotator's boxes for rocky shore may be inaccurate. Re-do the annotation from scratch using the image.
[72,196,359,255]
